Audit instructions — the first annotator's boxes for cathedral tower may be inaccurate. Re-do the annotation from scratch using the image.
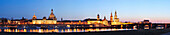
[97,14,100,21]
[110,12,113,22]
[114,10,119,22]
[103,16,107,21]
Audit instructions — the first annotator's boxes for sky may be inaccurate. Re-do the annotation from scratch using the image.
[0,0,170,23]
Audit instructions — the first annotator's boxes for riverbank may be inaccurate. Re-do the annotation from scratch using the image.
[0,29,170,35]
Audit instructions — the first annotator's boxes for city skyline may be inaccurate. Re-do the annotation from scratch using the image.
[0,0,170,23]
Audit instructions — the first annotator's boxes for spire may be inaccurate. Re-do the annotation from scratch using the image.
[49,9,56,20]
[32,13,37,20]
[34,13,35,16]
[115,10,117,15]
[97,14,100,21]
[114,10,117,18]
[104,16,106,19]
[103,16,106,21]
[110,11,113,22]
[51,9,54,15]
[111,11,113,17]
[114,10,119,22]
[97,14,99,17]
[61,18,63,21]
[51,9,53,11]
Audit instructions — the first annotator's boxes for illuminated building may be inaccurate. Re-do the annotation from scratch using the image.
[8,17,28,24]
[84,18,103,27]
[114,10,119,22]
[31,9,57,24]
[2,9,170,30]
[32,13,37,20]
[111,10,132,25]
[20,17,28,24]
[102,16,109,26]
[48,9,57,20]
[84,14,109,27]
[111,10,121,25]
[10,19,20,24]
[5,9,132,26]
[32,17,57,24]
[103,16,107,21]
[143,20,151,23]
[110,12,113,22]
[84,18,102,24]
[97,14,100,21]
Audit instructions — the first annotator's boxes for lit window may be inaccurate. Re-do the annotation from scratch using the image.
[33,21,35,24]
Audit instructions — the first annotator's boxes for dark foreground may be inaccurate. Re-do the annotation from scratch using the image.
[0,29,170,35]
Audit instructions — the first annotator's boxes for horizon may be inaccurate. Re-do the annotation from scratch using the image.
[0,0,170,23]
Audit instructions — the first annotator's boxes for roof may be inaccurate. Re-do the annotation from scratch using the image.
[83,18,102,21]
[33,19,55,20]
[58,20,83,22]
[11,19,20,21]
[24,20,32,22]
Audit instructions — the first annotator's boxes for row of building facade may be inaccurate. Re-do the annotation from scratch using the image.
[1,9,133,26]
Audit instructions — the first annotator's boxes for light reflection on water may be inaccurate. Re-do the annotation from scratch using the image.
[0,29,2,32]
[2,28,137,33]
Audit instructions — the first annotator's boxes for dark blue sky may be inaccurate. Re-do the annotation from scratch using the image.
[0,0,170,23]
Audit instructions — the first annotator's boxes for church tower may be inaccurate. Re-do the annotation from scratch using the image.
[103,16,107,21]
[32,13,37,20]
[110,12,113,22]
[114,10,119,22]
[49,9,57,20]
[97,14,100,21]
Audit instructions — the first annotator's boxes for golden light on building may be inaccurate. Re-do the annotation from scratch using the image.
[110,10,134,25]
[110,12,113,22]
[49,9,57,20]
[97,14,100,21]
[67,25,70,27]
[4,9,136,29]
[114,10,119,22]
[32,13,37,20]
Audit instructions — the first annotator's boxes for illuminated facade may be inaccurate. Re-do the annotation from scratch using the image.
[85,14,109,26]
[31,9,57,24]
[32,13,37,20]
[111,10,133,25]
[97,14,100,21]
[32,18,57,24]
[111,10,121,25]
[48,9,57,20]
[114,10,119,22]
[5,9,133,26]
[110,12,113,22]
[102,16,109,26]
